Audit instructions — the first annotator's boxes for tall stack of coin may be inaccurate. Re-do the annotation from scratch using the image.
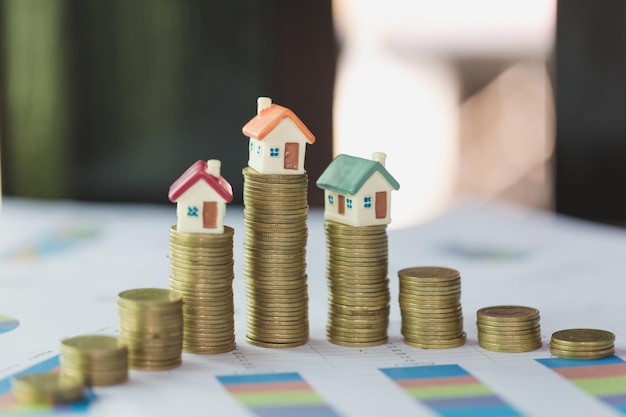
[60,335,128,386]
[118,288,183,370]
[11,374,84,405]
[169,226,236,354]
[242,166,309,348]
[397,267,465,349]
[550,328,615,359]
[476,305,542,352]
[325,220,390,347]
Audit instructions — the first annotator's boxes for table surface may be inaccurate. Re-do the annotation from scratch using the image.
[1,197,626,417]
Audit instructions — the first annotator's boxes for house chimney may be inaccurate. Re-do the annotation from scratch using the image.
[372,152,387,167]
[206,159,221,177]
[257,97,272,115]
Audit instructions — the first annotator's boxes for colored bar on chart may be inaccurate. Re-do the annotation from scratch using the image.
[217,372,342,417]
[380,364,523,417]
[537,356,626,414]
[0,355,92,413]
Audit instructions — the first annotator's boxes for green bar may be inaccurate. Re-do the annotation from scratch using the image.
[406,383,493,399]
[234,390,325,406]
[573,376,626,396]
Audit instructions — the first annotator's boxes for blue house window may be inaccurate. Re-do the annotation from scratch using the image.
[187,206,199,217]
[364,196,372,209]
[328,195,334,205]
[256,144,261,155]
[249,142,254,152]
[346,198,353,209]
[270,147,280,157]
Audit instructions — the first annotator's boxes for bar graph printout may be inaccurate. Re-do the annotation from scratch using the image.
[1,199,626,416]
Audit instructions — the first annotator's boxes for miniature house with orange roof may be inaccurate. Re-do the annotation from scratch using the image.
[168,159,233,234]
[242,97,316,175]
[316,152,400,227]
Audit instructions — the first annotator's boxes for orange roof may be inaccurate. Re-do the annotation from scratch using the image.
[242,104,315,144]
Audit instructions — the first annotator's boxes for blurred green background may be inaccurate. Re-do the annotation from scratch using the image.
[0,0,336,206]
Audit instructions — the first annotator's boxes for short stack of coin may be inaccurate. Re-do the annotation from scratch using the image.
[11,373,84,405]
[398,267,465,349]
[550,328,615,359]
[325,220,390,347]
[60,335,128,386]
[169,225,236,354]
[477,305,542,352]
[242,167,309,348]
[118,288,183,370]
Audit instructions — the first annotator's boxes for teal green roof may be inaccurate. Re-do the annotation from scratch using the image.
[316,154,400,195]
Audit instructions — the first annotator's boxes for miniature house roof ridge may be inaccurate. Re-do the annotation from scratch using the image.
[242,103,316,144]
[316,154,400,195]
[168,160,234,203]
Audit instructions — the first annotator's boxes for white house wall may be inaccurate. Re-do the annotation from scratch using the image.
[175,181,227,234]
[323,171,395,227]
[247,118,308,175]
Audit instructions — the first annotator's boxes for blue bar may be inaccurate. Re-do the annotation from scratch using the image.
[252,404,341,417]
[423,395,508,409]
[217,372,303,385]
[602,393,626,407]
[436,405,522,417]
[536,356,623,369]
[380,365,469,380]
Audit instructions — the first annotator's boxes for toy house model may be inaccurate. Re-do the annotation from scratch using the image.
[242,97,315,175]
[316,152,400,227]
[168,159,233,234]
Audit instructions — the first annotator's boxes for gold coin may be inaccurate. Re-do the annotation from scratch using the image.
[327,337,388,347]
[549,345,615,359]
[551,328,615,347]
[398,266,460,281]
[404,333,466,349]
[11,373,84,404]
[477,306,539,322]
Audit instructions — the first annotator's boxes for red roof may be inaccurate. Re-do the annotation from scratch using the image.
[242,104,315,144]
[168,160,233,203]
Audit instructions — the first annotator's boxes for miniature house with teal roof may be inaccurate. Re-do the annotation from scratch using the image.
[316,152,400,227]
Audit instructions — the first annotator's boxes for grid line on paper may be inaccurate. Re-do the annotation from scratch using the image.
[380,364,523,417]
[537,356,626,414]
[217,372,342,417]
[0,354,93,413]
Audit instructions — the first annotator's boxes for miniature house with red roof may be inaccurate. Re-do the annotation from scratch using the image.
[316,152,400,227]
[168,159,234,234]
[242,97,315,175]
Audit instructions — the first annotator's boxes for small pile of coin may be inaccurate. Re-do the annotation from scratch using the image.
[169,225,236,354]
[325,220,390,347]
[118,288,183,370]
[477,305,542,352]
[60,335,128,386]
[550,328,615,360]
[11,373,84,405]
[398,267,465,349]
[242,167,309,348]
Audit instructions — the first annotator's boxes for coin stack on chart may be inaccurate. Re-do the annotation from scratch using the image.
[242,167,310,348]
[325,220,390,347]
[11,373,84,405]
[550,328,615,359]
[397,267,465,349]
[118,288,183,370]
[169,226,236,354]
[60,335,128,386]
[476,305,542,352]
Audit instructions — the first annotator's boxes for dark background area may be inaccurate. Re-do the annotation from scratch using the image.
[3,0,626,225]
[555,0,626,226]
[0,0,336,207]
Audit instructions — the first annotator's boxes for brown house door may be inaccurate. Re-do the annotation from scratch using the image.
[203,202,218,228]
[338,195,345,215]
[284,142,299,170]
[375,192,387,219]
